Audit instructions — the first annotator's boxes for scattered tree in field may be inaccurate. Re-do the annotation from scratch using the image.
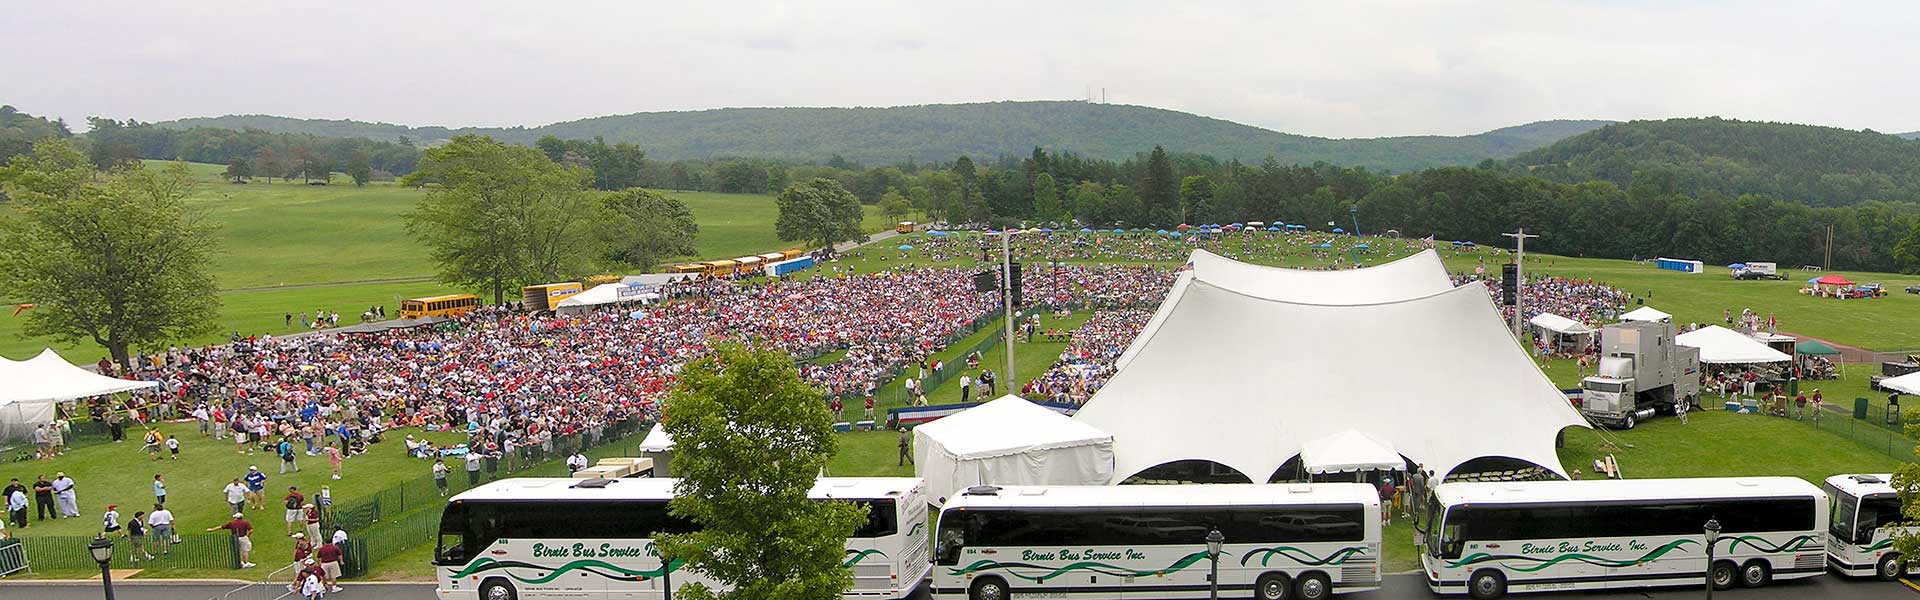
[606,188,698,272]
[775,178,866,250]
[300,151,333,184]
[403,135,618,304]
[656,342,866,600]
[224,157,253,183]
[0,140,220,371]
[347,149,371,186]
[878,189,912,223]
[1031,172,1060,222]
[253,147,280,183]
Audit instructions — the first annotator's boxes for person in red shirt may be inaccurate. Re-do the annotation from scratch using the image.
[207,513,256,568]
[316,539,345,592]
[290,533,313,574]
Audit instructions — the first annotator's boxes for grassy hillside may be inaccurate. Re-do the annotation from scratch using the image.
[1510,117,1920,205]
[0,161,881,360]
[157,102,1613,171]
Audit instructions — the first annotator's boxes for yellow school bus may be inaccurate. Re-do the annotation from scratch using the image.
[701,260,740,278]
[521,282,585,311]
[667,263,708,276]
[584,274,622,285]
[896,221,915,234]
[398,294,480,319]
[780,249,805,260]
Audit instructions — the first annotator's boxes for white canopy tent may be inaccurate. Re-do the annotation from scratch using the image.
[1880,371,1920,395]
[0,349,159,442]
[1118,249,1457,371]
[1299,429,1404,475]
[555,283,659,315]
[639,423,674,452]
[1675,325,1794,364]
[914,395,1115,505]
[1620,306,1673,322]
[1528,313,1595,336]
[1076,279,1588,482]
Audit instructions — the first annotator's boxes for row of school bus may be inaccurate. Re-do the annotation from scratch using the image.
[430,473,1911,600]
[390,251,811,320]
[665,249,808,280]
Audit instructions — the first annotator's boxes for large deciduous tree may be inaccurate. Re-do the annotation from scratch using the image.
[606,188,699,272]
[0,140,220,370]
[1031,172,1061,222]
[346,149,372,186]
[402,135,616,304]
[656,342,867,600]
[1139,145,1179,226]
[775,177,866,250]
[877,189,913,223]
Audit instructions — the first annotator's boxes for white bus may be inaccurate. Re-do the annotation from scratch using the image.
[932,483,1381,600]
[1423,477,1827,598]
[1824,473,1915,580]
[433,477,930,600]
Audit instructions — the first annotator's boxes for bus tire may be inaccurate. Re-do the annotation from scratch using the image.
[1709,560,1737,591]
[1254,572,1292,600]
[1877,553,1903,582]
[1739,559,1771,588]
[479,578,518,600]
[969,576,1010,600]
[1467,569,1506,600]
[1293,571,1330,600]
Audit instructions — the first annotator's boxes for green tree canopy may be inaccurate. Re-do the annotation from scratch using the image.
[402,135,617,304]
[775,177,866,250]
[606,188,699,272]
[0,140,219,370]
[657,341,866,600]
[878,188,913,223]
[1031,172,1061,222]
[346,148,372,186]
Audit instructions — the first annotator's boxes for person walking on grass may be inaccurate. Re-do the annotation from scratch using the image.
[432,459,450,496]
[128,510,154,562]
[166,434,181,460]
[897,427,913,466]
[223,478,248,515]
[153,474,168,507]
[208,512,256,568]
[284,486,305,535]
[5,484,25,530]
[102,504,122,536]
[148,503,175,555]
[52,472,78,517]
[279,437,300,474]
[304,503,322,541]
[317,536,345,592]
[244,466,267,510]
[144,427,163,460]
[324,446,343,480]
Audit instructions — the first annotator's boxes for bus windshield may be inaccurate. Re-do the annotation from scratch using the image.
[1829,488,1858,543]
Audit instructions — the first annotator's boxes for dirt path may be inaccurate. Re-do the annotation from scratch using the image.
[1777,330,1913,364]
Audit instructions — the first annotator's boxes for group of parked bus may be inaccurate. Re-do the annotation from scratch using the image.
[665,249,806,279]
[431,472,1910,600]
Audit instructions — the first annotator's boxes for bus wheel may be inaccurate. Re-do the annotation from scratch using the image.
[1877,553,1903,582]
[1254,572,1292,600]
[1467,569,1506,600]
[1294,572,1329,600]
[969,576,1010,600]
[1739,560,1771,588]
[1709,561,1737,590]
[479,578,518,600]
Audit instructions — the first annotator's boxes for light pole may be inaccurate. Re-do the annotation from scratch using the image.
[1501,229,1539,339]
[661,554,673,600]
[1704,518,1722,599]
[1205,529,1225,600]
[1348,205,1361,265]
[88,534,116,600]
[1000,228,1016,392]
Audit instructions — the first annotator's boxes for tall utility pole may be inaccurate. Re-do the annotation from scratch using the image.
[1824,224,1834,271]
[1000,229,1017,394]
[1502,229,1540,340]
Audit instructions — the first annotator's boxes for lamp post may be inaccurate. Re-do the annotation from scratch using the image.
[1205,529,1225,600]
[88,534,115,600]
[1348,205,1361,265]
[1704,518,1722,599]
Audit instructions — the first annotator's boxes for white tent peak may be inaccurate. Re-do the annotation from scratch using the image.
[1675,325,1793,364]
[1300,429,1403,475]
[1529,313,1595,335]
[1620,306,1672,322]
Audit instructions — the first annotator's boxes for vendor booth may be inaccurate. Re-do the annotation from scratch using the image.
[1676,326,1794,365]
[913,395,1114,506]
[1529,312,1595,354]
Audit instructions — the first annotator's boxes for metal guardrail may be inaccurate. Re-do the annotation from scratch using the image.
[213,562,297,600]
[0,539,27,577]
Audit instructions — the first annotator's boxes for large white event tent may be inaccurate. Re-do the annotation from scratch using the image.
[1674,325,1794,364]
[913,395,1114,505]
[1620,306,1673,322]
[555,282,659,315]
[1117,249,1456,370]
[1076,254,1588,482]
[1880,372,1920,395]
[0,349,158,441]
[1299,429,1403,475]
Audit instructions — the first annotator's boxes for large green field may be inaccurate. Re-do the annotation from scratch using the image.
[0,161,886,360]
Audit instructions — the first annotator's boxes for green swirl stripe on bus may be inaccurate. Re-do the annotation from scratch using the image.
[1446,539,1698,572]
[449,557,685,584]
[843,549,890,567]
[947,551,1215,583]
[1862,539,1893,552]
[906,522,925,538]
[1239,546,1368,567]
[1718,535,1817,554]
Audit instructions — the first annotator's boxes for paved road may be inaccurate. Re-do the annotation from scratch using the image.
[1,574,1906,600]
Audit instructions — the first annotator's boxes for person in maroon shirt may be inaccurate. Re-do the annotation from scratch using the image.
[207,512,255,568]
[316,539,344,592]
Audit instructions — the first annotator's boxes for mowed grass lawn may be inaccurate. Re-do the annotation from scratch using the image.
[0,421,468,579]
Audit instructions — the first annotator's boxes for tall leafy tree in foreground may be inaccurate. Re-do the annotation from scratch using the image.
[775,177,866,250]
[403,135,616,304]
[657,341,866,600]
[606,188,698,271]
[0,140,219,370]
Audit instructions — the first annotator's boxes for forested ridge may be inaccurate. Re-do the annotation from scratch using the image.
[155,101,1611,172]
[1509,117,1920,206]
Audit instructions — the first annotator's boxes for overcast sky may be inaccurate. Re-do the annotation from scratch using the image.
[6,1,1918,138]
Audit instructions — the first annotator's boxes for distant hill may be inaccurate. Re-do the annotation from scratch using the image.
[156,102,1612,172]
[1900,131,1920,140]
[1507,117,1920,206]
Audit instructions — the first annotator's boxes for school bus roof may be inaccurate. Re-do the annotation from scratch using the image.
[406,294,477,303]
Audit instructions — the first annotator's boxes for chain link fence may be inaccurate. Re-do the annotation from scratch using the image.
[1800,403,1920,462]
[13,531,238,572]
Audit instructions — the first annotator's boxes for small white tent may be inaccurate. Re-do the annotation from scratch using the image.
[914,395,1114,505]
[555,283,659,315]
[0,349,159,441]
[1299,429,1404,475]
[1528,313,1595,336]
[1620,306,1672,323]
[1675,325,1793,364]
[638,423,675,477]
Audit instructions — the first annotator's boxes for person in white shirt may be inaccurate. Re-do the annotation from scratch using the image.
[223,478,248,514]
[51,473,78,517]
[565,452,588,474]
[147,504,176,554]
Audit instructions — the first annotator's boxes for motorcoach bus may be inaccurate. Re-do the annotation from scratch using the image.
[932,483,1381,600]
[433,477,930,600]
[1424,477,1826,598]
[1824,473,1915,580]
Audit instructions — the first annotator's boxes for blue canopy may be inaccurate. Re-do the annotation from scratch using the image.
[1169,231,1184,238]
[1317,242,1334,249]
[1808,277,1821,284]
[897,244,914,250]
[1039,228,1053,233]
[1156,229,1169,235]
[1113,228,1126,233]
[1080,228,1093,233]
[1355,243,1371,249]
[1463,242,1477,247]
[1266,226,1280,231]
[1333,228,1346,233]
[1287,224,1306,230]
[1230,222,1244,227]
[1727,262,1747,269]
[928,230,948,237]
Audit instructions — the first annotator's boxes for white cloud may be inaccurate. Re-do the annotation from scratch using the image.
[4,0,1917,137]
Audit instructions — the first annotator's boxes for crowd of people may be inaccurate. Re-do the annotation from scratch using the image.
[1023,309,1155,405]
